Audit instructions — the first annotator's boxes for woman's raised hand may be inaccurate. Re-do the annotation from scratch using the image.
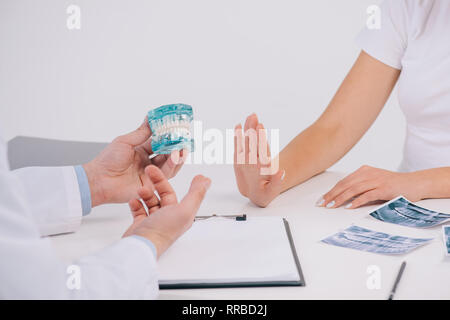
[233,113,285,207]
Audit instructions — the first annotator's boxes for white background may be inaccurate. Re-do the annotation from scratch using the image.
[0,0,405,173]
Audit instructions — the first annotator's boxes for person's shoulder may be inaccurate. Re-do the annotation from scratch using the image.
[380,0,411,16]
[383,0,440,18]
[380,0,426,13]
[380,0,440,37]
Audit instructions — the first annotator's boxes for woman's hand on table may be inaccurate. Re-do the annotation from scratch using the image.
[317,165,430,209]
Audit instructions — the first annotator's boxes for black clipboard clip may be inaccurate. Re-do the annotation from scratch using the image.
[194,214,247,221]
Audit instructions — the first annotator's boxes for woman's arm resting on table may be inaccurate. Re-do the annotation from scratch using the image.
[234,51,400,207]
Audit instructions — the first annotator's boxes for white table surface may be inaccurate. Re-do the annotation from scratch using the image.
[50,164,450,300]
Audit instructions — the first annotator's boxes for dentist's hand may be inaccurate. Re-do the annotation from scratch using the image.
[234,113,285,208]
[83,118,187,207]
[123,165,211,258]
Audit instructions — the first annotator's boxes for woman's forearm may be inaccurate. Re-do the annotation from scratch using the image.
[278,122,347,192]
[413,167,450,200]
[233,52,400,207]
[277,51,400,193]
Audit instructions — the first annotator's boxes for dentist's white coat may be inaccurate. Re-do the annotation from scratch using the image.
[0,136,159,299]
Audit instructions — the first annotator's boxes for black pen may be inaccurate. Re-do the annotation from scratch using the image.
[388,261,407,300]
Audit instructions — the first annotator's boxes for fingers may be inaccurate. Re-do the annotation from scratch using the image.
[234,124,245,165]
[347,190,381,209]
[256,123,282,177]
[145,165,178,206]
[163,150,180,178]
[245,129,251,165]
[320,166,371,208]
[115,117,151,147]
[139,166,153,191]
[328,181,376,209]
[154,150,185,179]
[180,175,211,215]
[137,184,161,214]
[234,123,250,196]
[235,114,261,166]
[128,198,148,219]
[244,114,258,165]
[317,166,397,209]
[256,123,271,166]
[138,136,153,157]
[151,154,167,168]
[172,149,188,176]
[244,113,258,131]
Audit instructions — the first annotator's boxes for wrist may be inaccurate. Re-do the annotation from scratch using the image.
[411,168,450,200]
[133,229,171,259]
[82,162,107,207]
[131,235,158,258]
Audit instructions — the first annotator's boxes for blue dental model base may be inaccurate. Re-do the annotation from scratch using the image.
[148,104,194,155]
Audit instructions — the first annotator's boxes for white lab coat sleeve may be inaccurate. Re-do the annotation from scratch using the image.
[0,168,159,299]
[72,237,159,299]
[12,166,83,236]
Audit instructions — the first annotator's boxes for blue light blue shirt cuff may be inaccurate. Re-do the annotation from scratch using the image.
[131,235,158,258]
[74,165,92,216]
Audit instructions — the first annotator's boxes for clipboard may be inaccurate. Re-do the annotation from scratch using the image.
[157,216,305,289]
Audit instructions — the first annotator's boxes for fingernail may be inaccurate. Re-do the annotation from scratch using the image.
[203,178,211,190]
[315,196,325,207]
[281,170,286,181]
[326,200,335,208]
[345,203,352,209]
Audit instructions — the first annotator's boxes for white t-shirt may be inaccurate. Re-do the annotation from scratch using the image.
[356,0,450,172]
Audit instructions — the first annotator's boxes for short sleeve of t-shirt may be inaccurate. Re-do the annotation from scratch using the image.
[355,0,410,70]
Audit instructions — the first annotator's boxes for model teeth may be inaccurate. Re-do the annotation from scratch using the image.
[152,117,191,140]
[148,103,194,154]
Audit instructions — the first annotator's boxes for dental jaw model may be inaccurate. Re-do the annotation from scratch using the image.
[147,104,194,154]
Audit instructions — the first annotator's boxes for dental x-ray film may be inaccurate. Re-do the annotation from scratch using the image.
[321,225,433,255]
[443,226,450,256]
[369,196,450,228]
